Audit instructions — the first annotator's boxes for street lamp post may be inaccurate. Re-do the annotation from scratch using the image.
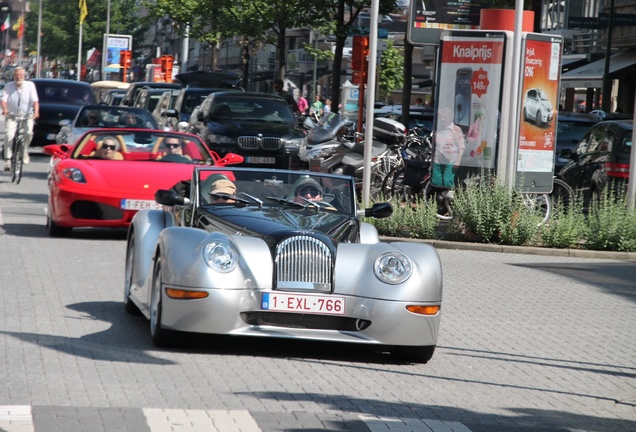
[101,0,111,80]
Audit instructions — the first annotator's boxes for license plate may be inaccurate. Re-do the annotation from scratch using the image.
[246,156,276,164]
[120,199,164,210]
[261,292,346,315]
[47,133,57,140]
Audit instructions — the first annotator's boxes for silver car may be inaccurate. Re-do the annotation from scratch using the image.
[124,167,443,363]
[523,88,555,127]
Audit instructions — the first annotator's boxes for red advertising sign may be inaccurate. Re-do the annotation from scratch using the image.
[515,34,563,192]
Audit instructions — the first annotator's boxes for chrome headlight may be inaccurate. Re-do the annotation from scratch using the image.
[374,252,412,284]
[306,144,340,160]
[203,241,238,273]
[62,167,86,183]
[207,134,236,145]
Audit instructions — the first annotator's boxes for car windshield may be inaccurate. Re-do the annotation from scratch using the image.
[209,96,295,123]
[305,112,351,145]
[196,167,356,215]
[557,121,598,143]
[36,82,94,105]
[70,130,214,163]
[76,106,158,129]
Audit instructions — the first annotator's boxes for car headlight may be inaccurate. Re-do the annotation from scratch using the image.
[306,144,340,160]
[207,134,236,145]
[203,241,238,273]
[374,252,412,284]
[62,167,86,183]
[285,138,304,148]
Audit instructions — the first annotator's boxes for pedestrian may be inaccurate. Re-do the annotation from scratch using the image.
[415,97,424,107]
[323,98,332,115]
[272,79,300,116]
[432,107,465,187]
[297,93,309,116]
[310,95,323,118]
[2,67,40,170]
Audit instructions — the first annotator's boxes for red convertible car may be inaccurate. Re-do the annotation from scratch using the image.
[43,128,243,237]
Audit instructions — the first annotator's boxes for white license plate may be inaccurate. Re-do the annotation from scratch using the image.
[120,199,164,210]
[246,156,276,164]
[261,292,346,315]
[47,133,57,140]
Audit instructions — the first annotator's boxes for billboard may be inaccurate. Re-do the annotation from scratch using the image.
[408,0,489,45]
[103,34,132,73]
[431,31,509,188]
[515,33,563,193]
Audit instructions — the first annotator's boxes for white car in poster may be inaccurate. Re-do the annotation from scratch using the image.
[523,88,555,127]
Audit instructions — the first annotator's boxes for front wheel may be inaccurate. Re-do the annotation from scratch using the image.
[551,178,574,212]
[522,192,551,226]
[46,209,72,237]
[150,256,175,347]
[124,235,142,315]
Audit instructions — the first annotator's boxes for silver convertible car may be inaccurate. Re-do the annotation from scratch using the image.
[124,167,443,363]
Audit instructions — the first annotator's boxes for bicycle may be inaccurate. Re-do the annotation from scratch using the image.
[7,114,29,184]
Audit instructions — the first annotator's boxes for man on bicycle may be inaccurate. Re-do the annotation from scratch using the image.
[2,67,40,171]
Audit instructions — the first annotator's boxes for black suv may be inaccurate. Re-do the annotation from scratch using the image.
[556,120,632,207]
[554,111,600,171]
[188,91,304,169]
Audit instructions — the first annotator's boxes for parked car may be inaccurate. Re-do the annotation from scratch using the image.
[188,91,305,169]
[119,82,180,107]
[151,88,180,130]
[162,87,225,131]
[523,88,555,127]
[124,166,443,363]
[554,111,600,172]
[132,87,168,113]
[42,128,244,237]
[31,79,96,146]
[555,120,632,208]
[56,105,158,144]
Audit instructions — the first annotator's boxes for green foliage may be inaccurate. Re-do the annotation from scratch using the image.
[583,186,636,252]
[378,41,404,101]
[539,196,586,249]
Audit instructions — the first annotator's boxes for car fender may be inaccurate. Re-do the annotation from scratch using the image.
[157,228,273,290]
[334,241,442,302]
[359,221,380,244]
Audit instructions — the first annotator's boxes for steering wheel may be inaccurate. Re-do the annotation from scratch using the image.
[158,154,192,163]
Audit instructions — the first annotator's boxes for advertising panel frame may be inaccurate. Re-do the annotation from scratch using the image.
[407,0,489,45]
[431,30,510,188]
[103,34,133,74]
[514,33,563,194]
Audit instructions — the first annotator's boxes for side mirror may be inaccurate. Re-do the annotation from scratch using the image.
[155,189,191,206]
[196,111,205,122]
[59,119,71,127]
[216,152,244,166]
[358,202,393,219]
[165,109,177,118]
[42,144,71,159]
[559,149,575,161]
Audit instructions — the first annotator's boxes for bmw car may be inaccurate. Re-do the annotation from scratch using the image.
[124,167,443,363]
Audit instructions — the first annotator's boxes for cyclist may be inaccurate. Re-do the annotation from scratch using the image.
[2,67,40,171]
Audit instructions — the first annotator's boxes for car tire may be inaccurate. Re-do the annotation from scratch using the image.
[392,345,436,364]
[124,234,142,315]
[535,109,543,127]
[150,256,175,347]
[46,210,72,237]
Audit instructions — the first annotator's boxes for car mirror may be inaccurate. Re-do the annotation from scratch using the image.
[196,111,205,122]
[59,119,71,127]
[155,189,190,206]
[216,152,244,166]
[165,109,177,118]
[358,202,393,219]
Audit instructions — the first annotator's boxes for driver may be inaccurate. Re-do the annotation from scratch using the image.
[209,178,236,203]
[290,175,323,204]
[163,137,191,160]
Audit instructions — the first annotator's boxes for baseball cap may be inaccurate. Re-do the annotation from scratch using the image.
[210,179,236,195]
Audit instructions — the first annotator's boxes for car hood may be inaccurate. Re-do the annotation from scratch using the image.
[200,206,360,244]
[38,104,83,126]
[54,159,197,196]
[208,120,303,139]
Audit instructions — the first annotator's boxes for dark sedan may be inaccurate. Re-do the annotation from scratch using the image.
[556,120,632,208]
[554,111,600,171]
[32,79,96,146]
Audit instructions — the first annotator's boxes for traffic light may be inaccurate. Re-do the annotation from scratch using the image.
[161,55,174,83]
[119,50,132,68]
[351,35,369,72]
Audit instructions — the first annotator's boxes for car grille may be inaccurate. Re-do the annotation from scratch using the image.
[275,235,332,291]
[70,201,124,220]
[238,136,284,150]
[240,311,371,332]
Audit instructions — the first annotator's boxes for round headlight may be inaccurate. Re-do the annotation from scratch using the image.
[62,167,86,183]
[374,252,412,284]
[203,241,237,273]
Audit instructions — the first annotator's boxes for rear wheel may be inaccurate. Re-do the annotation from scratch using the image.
[13,139,23,184]
[551,178,574,212]
[522,192,551,225]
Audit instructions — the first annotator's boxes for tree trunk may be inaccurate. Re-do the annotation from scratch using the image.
[241,43,250,90]
[276,27,286,79]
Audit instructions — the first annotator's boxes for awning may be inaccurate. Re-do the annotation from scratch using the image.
[561,50,636,88]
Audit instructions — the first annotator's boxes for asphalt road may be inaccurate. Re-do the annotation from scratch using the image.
[0,155,635,432]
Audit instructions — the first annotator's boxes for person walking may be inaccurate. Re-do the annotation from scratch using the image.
[273,79,300,116]
[2,67,40,170]
[297,94,309,116]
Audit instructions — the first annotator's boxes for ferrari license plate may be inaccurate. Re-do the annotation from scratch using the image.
[121,199,164,210]
[246,156,276,164]
[261,292,346,315]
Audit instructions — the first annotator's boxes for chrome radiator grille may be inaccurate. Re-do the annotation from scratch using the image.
[238,136,284,150]
[275,235,333,291]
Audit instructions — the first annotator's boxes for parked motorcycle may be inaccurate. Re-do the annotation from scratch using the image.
[299,113,405,200]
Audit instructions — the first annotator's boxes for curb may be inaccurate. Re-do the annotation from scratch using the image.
[380,236,636,261]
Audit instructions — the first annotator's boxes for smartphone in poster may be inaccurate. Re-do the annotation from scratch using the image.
[515,33,563,193]
[432,31,507,188]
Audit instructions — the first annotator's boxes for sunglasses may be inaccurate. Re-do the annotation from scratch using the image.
[298,186,320,197]
[166,143,181,148]
[101,144,117,151]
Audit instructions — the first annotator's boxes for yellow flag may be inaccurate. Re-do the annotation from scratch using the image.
[79,0,88,25]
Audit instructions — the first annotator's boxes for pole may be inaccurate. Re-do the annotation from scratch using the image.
[601,0,615,113]
[36,0,42,78]
[102,0,111,80]
[312,31,318,101]
[182,24,189,72]
[78,23,83,82]
[627,90,636,210]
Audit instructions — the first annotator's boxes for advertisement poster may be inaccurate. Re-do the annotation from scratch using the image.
[102,34,132,73]
[431,31,507,187]
[408,0,489,44]
[515,33,563,192]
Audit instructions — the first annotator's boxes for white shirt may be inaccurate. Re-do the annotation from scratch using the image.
[2,80,39,117]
